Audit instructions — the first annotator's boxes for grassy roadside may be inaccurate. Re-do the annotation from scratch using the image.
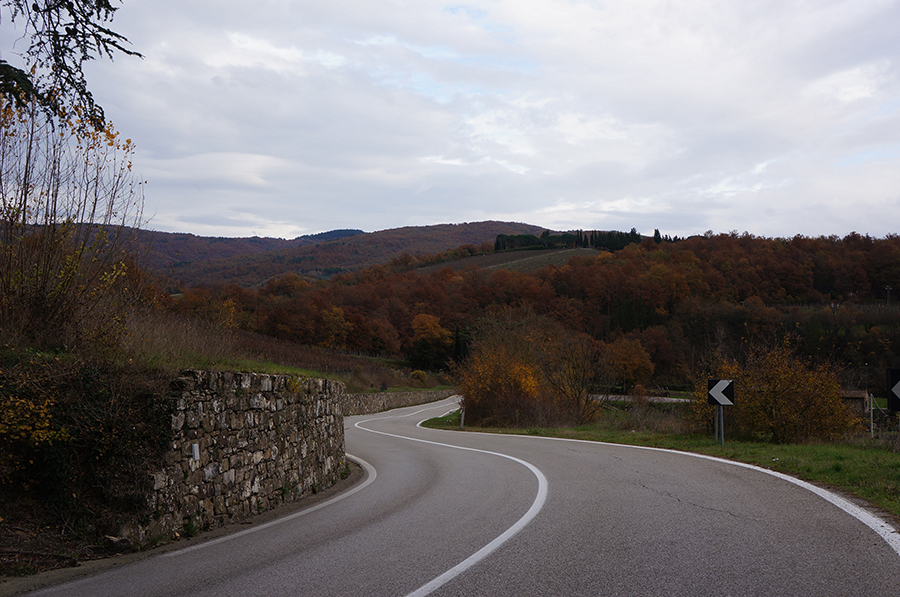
[422,409,900,523]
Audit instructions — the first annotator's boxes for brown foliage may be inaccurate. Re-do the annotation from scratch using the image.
[456,313,609,426]
[455,315,555,426]
[694,342,861,443]
[164,229,900,397]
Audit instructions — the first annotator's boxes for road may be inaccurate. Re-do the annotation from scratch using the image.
[22,397,900,596]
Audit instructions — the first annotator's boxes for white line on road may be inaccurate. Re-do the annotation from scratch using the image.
[353,406,549,597]
[486,431,900,558]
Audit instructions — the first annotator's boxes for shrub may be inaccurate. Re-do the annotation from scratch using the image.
[695,342,861,443]
[454,312,590,426]
[408,314,453,370]
[0,348,172,535]
[0,100,145,354]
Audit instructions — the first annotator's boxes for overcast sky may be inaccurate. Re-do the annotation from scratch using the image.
[5,0,900,239]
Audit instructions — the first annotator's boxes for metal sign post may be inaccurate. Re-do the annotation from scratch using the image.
[708,379,734,446]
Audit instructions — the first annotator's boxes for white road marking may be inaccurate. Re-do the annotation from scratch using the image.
[353,404,548,597]
[161,400,461,557]
[492,432,900,558]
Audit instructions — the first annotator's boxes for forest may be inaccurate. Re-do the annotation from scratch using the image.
[165,230,900,397]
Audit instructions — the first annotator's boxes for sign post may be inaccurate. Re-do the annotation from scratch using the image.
[708,379,734,445]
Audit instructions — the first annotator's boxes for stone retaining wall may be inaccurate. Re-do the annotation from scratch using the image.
[124,371,345,544]
[341,389,457,416]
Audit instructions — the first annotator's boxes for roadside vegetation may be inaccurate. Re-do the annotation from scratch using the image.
[3,16,900,571]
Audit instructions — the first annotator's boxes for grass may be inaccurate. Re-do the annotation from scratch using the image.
[423,406,900,521]
[122,308,447,392]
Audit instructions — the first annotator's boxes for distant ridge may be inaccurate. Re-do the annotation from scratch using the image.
[137,228,364,272]
[153,221,545,287]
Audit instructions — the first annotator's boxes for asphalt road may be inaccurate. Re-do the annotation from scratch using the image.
[21,397,900,596]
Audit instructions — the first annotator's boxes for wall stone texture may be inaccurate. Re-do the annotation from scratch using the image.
[126,371,345,544]
[341,389,458,416]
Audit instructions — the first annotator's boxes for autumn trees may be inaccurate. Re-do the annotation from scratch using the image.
[409,314,453,370]
[454,314,651,426]
[454,316,546,426]
[164,230,900,406]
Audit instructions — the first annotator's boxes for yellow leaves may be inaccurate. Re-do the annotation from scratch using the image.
[319,306,353,349]
[0,379,68,484]
[0,98,144,351]
[701,343,860,443]
[411,313,452,347]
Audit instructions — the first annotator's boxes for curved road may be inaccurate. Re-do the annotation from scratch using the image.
[25,397,900,596]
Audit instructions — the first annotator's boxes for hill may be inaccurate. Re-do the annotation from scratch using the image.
[416,247,599,275]
[137,228,364,273]
[159,221,547,288]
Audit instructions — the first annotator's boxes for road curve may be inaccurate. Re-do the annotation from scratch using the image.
[22,397,900,596]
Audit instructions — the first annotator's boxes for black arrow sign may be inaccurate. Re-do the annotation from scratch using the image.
[708,379,734,406]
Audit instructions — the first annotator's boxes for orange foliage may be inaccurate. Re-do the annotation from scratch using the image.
[698,342,861,443]
[165,231,900,394]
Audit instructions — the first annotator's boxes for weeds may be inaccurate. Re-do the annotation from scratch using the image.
[121,308,429,392]
[182,516,199,538]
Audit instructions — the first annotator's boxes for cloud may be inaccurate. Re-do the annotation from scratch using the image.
[16,0,891,239]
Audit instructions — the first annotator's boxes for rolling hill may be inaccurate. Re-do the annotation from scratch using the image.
[151,221,548,288]
[137,228,364,273]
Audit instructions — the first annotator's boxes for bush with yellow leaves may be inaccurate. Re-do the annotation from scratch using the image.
[693,342,861,443]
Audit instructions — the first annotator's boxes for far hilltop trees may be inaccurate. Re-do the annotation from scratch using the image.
[494,228,644,252]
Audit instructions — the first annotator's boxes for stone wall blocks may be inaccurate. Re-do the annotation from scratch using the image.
[260,375,272,392]
[151,472,168,491]
[135,370,346,546]
[170,376,195,393]
[185,410,201,429]
[203,462,219,481]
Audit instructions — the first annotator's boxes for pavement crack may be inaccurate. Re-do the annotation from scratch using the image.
[638,482,766,522]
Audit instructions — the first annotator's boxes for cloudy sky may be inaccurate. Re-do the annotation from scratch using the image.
[5,0,900,239]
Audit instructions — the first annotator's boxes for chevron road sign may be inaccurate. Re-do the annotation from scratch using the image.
[888,369,900,412]
[708,379,734,445]
[707,379,734,406]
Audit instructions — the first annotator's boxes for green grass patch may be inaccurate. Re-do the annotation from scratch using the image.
[423,411,900,520]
